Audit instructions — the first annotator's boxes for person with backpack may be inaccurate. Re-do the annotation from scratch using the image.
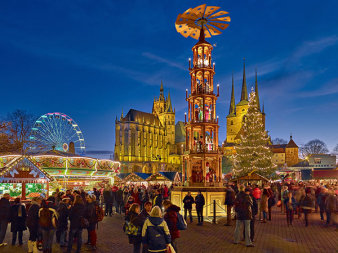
[124,203,143,253]
[67,195,85,253]
[233,185,254,247]
[163,200,181,253]
[142,206,171,253]
[56,197,70,248]
[182,191,194,223]
[0,193,11,247]
[85,194,98,250]
[27,196,42,253]
[39,200,58,253]
[195,190,205,226]
[10,197,27,246]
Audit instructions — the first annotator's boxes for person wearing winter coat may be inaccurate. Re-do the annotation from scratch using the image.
[182,192,194,223]
[116,187,124,214]
[325,190,337,225]
[67,195,85,253]
[85,194,98,250]
[260,189,269,223]
[125,196,135,216]
[27,197,42,253]
[317,188,328,221]
[39,200,59,253]
[125,203,143,253]
[163,200,180,253]
[0,193,11,247]
[284,191,296,226]
[267,187,275,221]
[301,192,313,227]
[56,197,70,248]
[224,185,235,226]
[153,190,163,209]
[233,185,254,247]
[93,188,101,205]
[10,197,27,246]
[103,186,113,216]
[142,206,171,253]
[242,188,258,243]
[195,190,205,226]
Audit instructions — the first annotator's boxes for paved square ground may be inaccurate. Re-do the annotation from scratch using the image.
[1,207,337,253]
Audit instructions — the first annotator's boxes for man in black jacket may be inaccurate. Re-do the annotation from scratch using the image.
[183,192,194,223]
[224,185,236,226]
[0,193,10,247]
[242,188,258,243]
[233,185,254,247]
[195,190,205,226]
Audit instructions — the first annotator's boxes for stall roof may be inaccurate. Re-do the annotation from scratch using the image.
[159,172,180,181]
[0,155,54,182]
[231,172,269,182]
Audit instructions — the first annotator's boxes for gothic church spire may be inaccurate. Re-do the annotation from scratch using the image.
[255,69,260,111]
[229,73,236,116]
[240,58,248,101]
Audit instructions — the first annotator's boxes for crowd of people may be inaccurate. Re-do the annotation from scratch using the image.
[0,181,337,252]
[224,181,338,247]
[0,188,103,253]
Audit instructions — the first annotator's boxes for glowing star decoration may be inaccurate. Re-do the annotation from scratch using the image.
[175,4,231,40]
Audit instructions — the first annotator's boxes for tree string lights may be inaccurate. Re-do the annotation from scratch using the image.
[232,89,276,177]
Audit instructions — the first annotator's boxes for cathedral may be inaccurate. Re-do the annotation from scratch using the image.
[223,61,266,155]
[114,82,185,173]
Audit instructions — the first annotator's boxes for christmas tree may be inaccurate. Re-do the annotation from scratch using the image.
[232,89,276,177]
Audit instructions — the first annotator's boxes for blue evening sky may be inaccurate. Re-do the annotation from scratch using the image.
[0,0,338,154]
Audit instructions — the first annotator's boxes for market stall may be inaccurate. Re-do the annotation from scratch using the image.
[231,172,269,186]
[146,172,181,186]
[0,155,53,199]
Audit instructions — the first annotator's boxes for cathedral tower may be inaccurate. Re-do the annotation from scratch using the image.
[152,82,176,145]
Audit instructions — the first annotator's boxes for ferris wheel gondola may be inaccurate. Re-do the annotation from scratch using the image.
[29,112,86,154]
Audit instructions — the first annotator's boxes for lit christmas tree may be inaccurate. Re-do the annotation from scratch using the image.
[232,89,276,177]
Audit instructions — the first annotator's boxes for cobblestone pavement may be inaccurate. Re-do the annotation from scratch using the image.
[0,207,337,253]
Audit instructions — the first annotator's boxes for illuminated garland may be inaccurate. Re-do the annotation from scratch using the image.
[232,90,277,177]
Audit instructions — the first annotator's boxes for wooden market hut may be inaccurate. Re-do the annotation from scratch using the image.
[120,172,151,184]
[231,172,269,186]
[0,155,54,199]
[146,172,181,185]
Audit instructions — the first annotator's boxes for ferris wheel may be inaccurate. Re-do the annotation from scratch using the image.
[29,112,86,154]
